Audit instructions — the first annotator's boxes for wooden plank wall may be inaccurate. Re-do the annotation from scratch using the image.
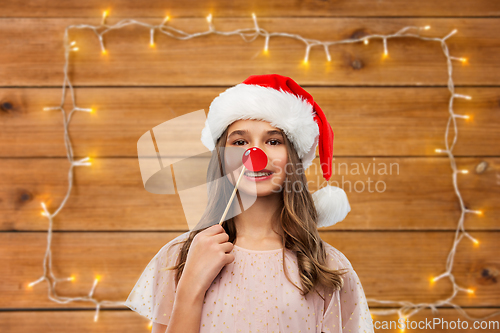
[1,1,500,332]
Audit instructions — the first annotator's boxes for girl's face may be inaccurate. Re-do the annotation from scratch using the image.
[224,119,288,197]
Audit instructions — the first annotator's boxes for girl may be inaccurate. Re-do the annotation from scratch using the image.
[125,74,375,333]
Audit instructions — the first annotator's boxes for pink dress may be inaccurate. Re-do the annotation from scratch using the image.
[125,231,374,333]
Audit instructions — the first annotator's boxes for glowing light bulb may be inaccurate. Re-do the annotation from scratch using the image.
[472,238,479,245]
[467,288,474,294]
[424,25,431,30]
[206,13,212,23]
[72,47,79,51]
[381,38,389,58]
[102,49,107,55]
[364,39,369,45]
[102,10,109,23]
[252,13,256,20]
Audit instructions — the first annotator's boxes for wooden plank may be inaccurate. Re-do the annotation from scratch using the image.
[1,0,499,18]
[1,87,499,158]
[0,308,498,333]
[0,18,499,86]
[2,231,498,308]
[1,156,498,231]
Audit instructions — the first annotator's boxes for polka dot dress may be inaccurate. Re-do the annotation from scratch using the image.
[125,231,375,333]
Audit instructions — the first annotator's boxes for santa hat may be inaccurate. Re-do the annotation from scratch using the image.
[201,74,350,227]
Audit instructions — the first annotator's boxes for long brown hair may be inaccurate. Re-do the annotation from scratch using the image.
[162,123,349,299]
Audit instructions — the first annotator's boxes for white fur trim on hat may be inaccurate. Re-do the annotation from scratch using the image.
[312,185,351,227]
[201,83,320,170]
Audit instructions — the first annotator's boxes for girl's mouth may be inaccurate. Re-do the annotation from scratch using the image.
[243,170,274,181]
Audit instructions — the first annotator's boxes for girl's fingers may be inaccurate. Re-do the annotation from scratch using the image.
[220,242,234,254]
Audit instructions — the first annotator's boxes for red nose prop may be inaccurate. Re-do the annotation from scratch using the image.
[242,147,268,172]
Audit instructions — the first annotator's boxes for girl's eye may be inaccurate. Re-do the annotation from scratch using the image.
[232,139,246,146]
[268,139,282,146]
[231,139,282,146]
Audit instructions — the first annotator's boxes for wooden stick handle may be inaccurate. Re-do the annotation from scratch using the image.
[219,165,247,225]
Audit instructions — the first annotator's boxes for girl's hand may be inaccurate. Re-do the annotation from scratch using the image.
[179,224,235,297]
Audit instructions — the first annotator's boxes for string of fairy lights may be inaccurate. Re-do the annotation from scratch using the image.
[27,10,500,330]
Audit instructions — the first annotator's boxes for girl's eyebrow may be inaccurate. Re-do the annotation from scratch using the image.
[228,129,283,139]
[267,130,283,137]
[228,129,248,139]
